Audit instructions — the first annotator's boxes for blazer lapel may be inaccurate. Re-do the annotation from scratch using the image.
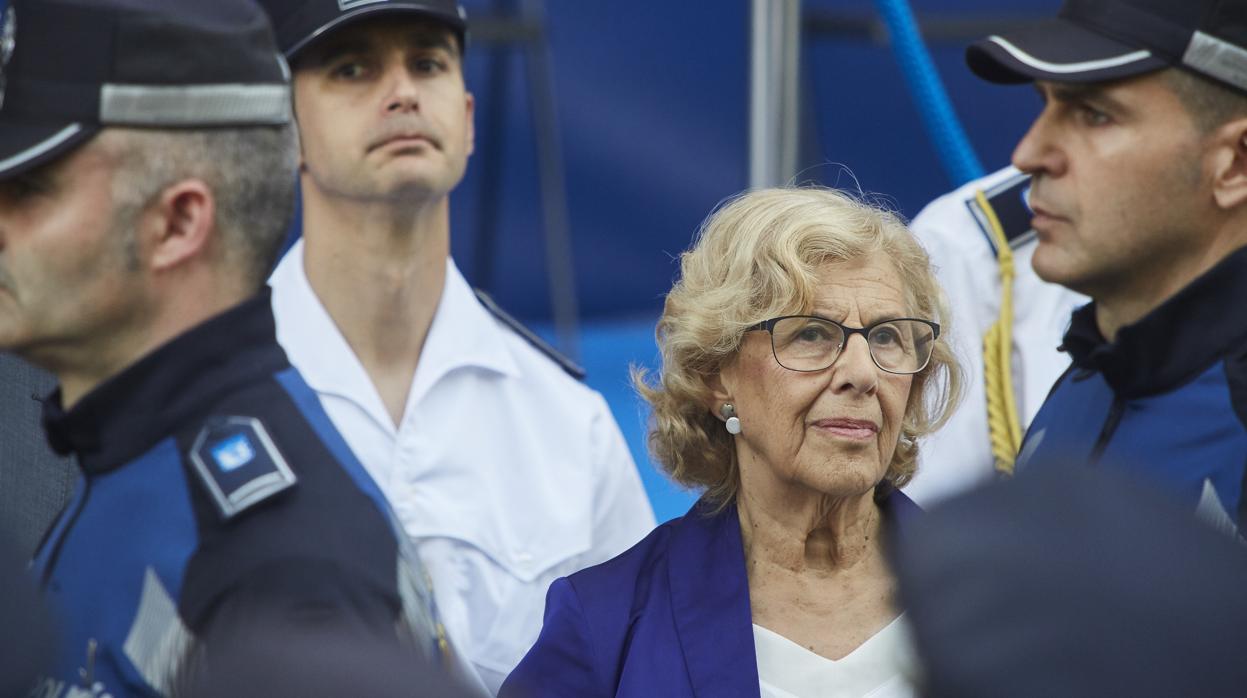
[668,500,760,698]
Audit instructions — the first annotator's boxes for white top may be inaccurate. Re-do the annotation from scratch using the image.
[903,166,1087,506]
[753,617,918,698]
[269,241,656,693]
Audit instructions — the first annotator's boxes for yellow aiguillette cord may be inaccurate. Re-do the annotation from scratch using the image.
[976,189,1023,476]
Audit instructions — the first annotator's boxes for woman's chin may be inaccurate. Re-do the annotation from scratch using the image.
[790,461,884,500]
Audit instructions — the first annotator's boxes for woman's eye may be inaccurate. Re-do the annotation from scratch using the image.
[872,328,901,345]
[796,325,832,342]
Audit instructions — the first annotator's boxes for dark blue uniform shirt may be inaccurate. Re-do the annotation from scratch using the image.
[1017,245,1247,534]
[29,291,447,698]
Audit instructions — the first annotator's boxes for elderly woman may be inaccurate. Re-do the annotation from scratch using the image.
[500,187,961,698]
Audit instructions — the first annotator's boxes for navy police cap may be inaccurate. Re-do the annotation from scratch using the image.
[0,0,292,181]
[257,0,468,60]
[967,0,1247,96]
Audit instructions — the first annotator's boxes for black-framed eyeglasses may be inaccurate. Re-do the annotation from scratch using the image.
[747,315,940,375]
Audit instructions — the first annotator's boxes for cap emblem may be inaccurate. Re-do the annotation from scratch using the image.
[0,6,15,111]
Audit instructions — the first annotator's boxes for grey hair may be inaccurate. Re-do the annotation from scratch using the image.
[104,125,300,287]
[1164,68,1247,133]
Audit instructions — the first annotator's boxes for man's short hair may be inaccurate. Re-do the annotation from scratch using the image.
[1163,68,1247,134]
[105,126,299,288]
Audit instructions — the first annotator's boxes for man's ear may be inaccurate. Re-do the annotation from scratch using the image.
[144,179,215,272]
[1210,116,1247,211]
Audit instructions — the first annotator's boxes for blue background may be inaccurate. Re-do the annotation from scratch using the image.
[0,0,1056,521]
[441,0,1052,520]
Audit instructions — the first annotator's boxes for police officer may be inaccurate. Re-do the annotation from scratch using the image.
[256,1,656,690]
[0,0,474,695]
[902,166,1085,505]
[967,0,1247,533]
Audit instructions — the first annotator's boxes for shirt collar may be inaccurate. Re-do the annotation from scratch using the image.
[1062,245,1247,397]
[268,241,519,423]
[41,291,287,474]
[409,256,520,407]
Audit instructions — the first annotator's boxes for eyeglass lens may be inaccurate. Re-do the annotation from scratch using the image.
[770,317,934,373]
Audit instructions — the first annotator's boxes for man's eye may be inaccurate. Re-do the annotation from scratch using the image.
[330,61,367,79]
[0,176,47,201]
[413,57,446,74]
[1078,104,1111,126]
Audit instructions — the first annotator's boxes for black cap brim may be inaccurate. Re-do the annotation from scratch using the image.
[0,120,97,179]
[967,18,1169,85]
[285,3,466,60]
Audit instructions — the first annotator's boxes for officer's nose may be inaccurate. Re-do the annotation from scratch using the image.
[383,62,420,114]
[1012,91,1066,178]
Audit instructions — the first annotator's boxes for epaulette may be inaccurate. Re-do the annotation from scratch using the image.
[188,416,298,520]
[474,288,586,381]
[966,171,1035,253]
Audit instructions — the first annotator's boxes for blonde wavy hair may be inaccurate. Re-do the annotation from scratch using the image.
[635,186,962,507]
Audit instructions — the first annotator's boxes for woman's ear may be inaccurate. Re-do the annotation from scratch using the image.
[705,362,735,419]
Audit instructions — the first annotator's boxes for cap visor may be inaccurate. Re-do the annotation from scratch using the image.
[967,18,1168,84]
[0,120,96,179]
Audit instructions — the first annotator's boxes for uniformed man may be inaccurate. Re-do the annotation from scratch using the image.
[0,0,474,694]
[902,166,1086,505]
[256,1,656,690]
[966,0,1247,533]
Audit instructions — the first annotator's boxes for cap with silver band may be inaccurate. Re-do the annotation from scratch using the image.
[966,0,1247,96]
[0,0,292,181]
[257,0,468,60]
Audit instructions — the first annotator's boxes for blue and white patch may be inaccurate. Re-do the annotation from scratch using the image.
[189,416,297,520]
[967,171,1037,253]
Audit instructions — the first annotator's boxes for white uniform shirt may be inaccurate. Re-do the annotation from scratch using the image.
[269,241,656,693]
[903,166,1087,506]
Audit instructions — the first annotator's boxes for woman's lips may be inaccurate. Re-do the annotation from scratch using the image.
[812,418,879,440]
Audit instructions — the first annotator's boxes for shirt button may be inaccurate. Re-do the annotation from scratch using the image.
[514,551,534,566]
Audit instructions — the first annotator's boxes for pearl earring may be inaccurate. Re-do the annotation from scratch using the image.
[720,403,741,435]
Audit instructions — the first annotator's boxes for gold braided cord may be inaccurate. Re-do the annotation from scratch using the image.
[976,190,1023,476]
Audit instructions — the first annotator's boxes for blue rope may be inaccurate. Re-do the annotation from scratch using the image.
[874,0,984,185]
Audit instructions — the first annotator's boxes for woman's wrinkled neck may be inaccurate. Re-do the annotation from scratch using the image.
[736,484,884,574]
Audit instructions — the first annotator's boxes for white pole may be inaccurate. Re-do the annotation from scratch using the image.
[750,0,801,189]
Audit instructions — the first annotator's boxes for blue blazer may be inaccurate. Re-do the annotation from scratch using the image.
[500,489,921,697]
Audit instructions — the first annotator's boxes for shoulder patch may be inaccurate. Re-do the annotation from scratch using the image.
[474,288,586,381]
[966,172,1035,253]
[188,416,298,521]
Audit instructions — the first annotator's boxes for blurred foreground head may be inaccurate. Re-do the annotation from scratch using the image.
[895,464,1247,697]
[178,614,477,698]
[0,528,54,695]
